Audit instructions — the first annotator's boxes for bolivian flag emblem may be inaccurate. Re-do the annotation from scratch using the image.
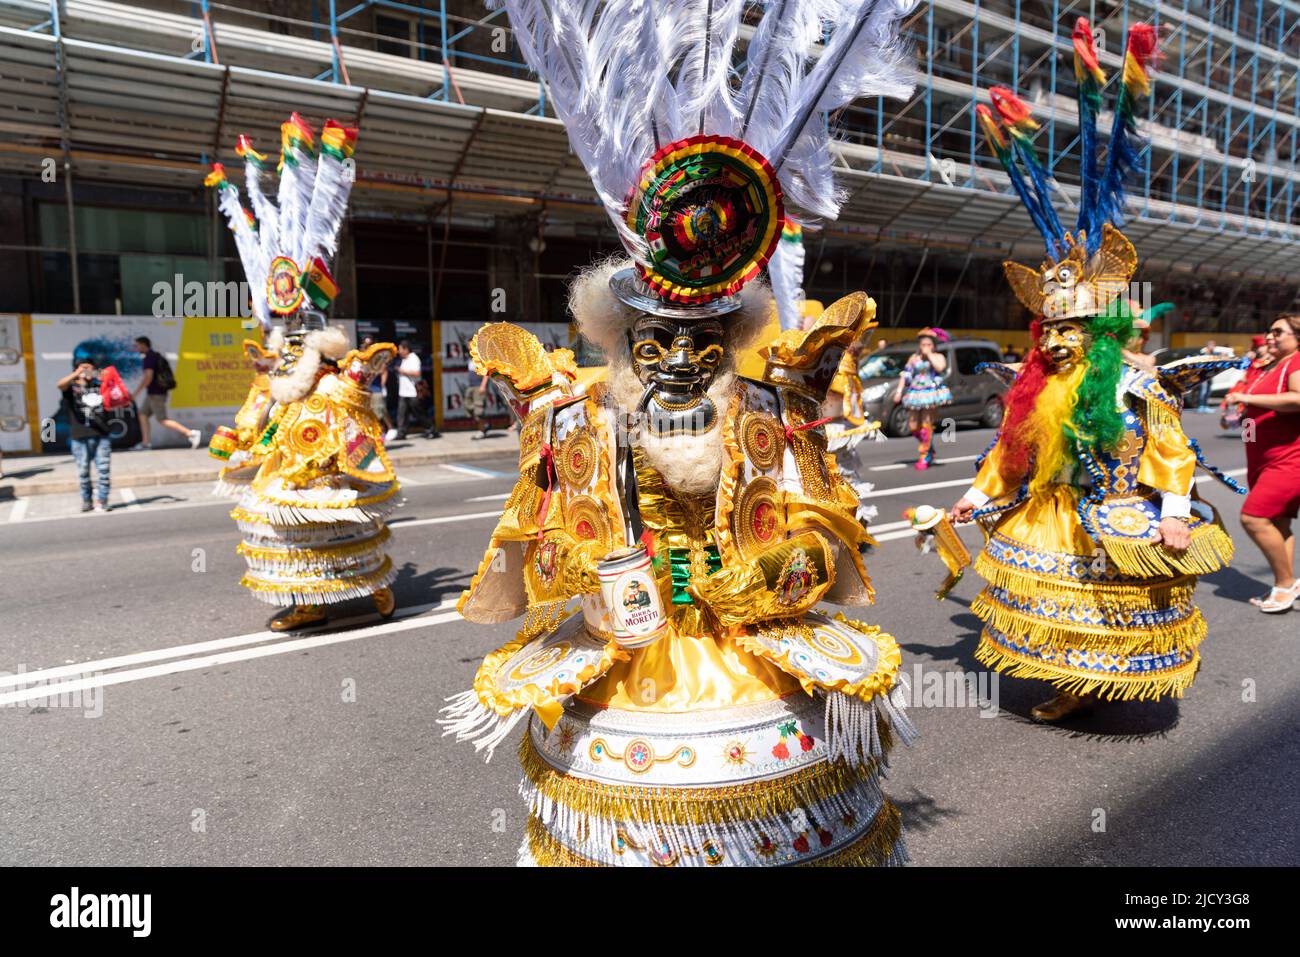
[301,257,338,309]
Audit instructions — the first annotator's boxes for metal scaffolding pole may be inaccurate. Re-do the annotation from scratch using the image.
[52,0,79,313]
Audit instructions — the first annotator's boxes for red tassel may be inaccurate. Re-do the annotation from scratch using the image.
[784,416,832,443]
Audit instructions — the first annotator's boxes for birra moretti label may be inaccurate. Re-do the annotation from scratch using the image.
[598,545,667,648]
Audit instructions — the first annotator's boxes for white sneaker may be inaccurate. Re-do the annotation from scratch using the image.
[188,429,202,450]
[384,429,399,442]
[93,501,108,513]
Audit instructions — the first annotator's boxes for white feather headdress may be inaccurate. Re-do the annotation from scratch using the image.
[495,0,917,306]
[769,223,807,330]
[205,114,358,327]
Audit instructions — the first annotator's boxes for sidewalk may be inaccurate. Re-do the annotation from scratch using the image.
[0,429,520,498]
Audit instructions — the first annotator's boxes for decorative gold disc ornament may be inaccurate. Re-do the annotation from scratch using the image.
[557,431,598,490]
[739,412,784,470]
[735,477,784,557]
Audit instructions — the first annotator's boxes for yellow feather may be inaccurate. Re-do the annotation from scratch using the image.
[1026,364,1087,498]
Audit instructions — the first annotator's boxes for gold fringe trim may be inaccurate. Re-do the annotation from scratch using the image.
[518,732,882,826]
[804,800,905,867]
[970,590,1207,657]
[974,634,1201,702]
[973,550,1196,603]
[239,557,394,606]
[1097,523,1234,579]
[714,391,746,566]
[238,481,400,515]
[522,799,905,867]
[237,526,391,563]
[1138,393,1183,431]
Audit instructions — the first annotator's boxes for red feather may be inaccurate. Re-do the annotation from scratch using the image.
[1126,23,1159,71]
[989,87,1039,131]
[996,319,1051,484]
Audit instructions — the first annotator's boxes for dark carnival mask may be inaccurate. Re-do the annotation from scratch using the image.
[627,315,726,436]
[270,330,308,380]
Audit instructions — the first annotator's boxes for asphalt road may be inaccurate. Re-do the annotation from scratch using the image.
[1,416,1296,866]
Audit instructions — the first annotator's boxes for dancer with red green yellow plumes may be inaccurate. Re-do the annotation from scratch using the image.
[950,18,1243,722]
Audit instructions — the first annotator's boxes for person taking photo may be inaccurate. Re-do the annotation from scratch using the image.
[57,358,113,513]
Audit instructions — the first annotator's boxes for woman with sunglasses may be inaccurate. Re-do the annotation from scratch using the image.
[1225,315,1300,612]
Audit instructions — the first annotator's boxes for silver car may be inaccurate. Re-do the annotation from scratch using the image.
[857,338,1010,437]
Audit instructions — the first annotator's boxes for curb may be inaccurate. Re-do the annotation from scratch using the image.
[0,439,519,498]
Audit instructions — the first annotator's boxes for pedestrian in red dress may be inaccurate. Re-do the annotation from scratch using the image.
[1225,315,1300,613]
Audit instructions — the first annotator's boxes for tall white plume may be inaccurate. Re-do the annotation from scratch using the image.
[208,115,356,324]
[768,228,807,330]
[211,183,270,325]
[492,0,918,252]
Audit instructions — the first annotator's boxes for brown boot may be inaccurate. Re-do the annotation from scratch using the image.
[268,604,328,632]
[1030,691,1092,722]
[373,586,395,619]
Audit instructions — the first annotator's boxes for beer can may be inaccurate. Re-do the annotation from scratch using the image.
[597,544,668,648]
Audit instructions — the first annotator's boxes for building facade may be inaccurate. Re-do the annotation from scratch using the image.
[1,0,1297,350]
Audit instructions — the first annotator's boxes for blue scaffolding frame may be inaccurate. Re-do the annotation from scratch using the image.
[25,0,1300,244]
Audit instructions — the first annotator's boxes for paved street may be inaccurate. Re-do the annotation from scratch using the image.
[1,415,1296,866]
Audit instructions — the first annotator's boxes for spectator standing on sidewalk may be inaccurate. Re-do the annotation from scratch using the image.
[466,370,493,440]
[57,358,112,512]
[360,336,397,440]
[132,337,201,449]
[395,340,440,439]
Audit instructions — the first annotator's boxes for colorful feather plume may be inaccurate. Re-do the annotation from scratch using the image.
[1093,24,1159,251]
[205,163,269,325]
[1072,17,1105,236]
[976,103,1060,256]
[990,87,1065,251]
[974,18,1159,260]
[277,114,318,268]
[302,120,359,266]
[203,114,358,324]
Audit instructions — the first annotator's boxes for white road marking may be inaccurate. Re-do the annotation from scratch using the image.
[7,499,28,523]
[441,463,509,479]
[866,519,913,534]
[861,477,972,498]
[466,492,510,502]
[0,608,464,708]
[119,488,137,507]
[0,598,456,690]
[870,453,979,472]
[389,509,502,529]
[397,474,422,486]
[6,496,230,525]
[873,527,924,543]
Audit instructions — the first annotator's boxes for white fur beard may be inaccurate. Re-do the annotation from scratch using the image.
[607,361,732,497]
[269,346,322,404]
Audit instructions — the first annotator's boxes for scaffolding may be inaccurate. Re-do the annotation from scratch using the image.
[1,0,1298,312]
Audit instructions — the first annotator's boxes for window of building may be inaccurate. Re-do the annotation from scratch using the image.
[38,205,212,314]
[376,13,415,58]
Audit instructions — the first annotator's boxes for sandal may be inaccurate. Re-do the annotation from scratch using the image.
[1257,582,1300,614]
